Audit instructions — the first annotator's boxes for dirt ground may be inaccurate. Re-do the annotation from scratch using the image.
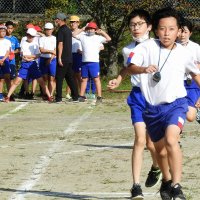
[0,98,199,200]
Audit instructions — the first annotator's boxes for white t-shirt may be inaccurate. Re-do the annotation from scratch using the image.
[20,40,40,62]
[130,39,200,105]
[39,35,56,58]
[122,41,140,87]
[184,40,200,80]
[72,31,83,53]
[0,38,11,56]
[76,33,106,62]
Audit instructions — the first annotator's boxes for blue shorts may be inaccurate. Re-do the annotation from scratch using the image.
[39,57,56,77]
[143,98,188,142]
[72,53,82,73]
[18,61,42,80]
[81,62,100,78]
[127,87,146,123]
[0,57,10,78]
[184,80,200,108]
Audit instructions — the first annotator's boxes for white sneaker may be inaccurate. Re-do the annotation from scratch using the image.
[66,94,71,99]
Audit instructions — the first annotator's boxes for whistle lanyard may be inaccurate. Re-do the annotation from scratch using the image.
[157,42,175,72]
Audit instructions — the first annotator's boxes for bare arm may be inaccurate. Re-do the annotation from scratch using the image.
[107,67,128,89]
[57,42,63,66]
[39,47,56,56]
[0,50,10,66]
[126,64,157,75]
[96,29,111,42]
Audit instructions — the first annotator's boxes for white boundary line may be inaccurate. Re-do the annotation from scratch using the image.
[0,102,29,120]
[9,109,93,200]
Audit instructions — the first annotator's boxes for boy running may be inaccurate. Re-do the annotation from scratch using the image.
[127,7,200,200]
[108,9,161,199]
[177,18,200,123]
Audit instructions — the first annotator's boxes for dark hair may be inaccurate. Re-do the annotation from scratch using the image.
[152,7,182,32]
[128,9,151,26]
[5,21,14,27]
[180,17,193,32]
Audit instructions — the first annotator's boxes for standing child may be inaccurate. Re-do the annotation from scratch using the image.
[39,22,56,97]
[73,22,111,103]
[0,25,11,101]
[127,7,200,200]
[5,21,20,83]
[4,28,52,102]
[108,9,161,199]
[177,17,200,123]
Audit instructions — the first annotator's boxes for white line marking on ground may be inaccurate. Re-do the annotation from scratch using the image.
[0,102,29,120]
[9,109,93,200]
[56,142,132,155]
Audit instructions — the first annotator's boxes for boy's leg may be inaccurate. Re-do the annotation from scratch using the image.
[165,125,182,185]
[145,134,162,187]
[7,77,23,98]
[49,76,56,97]
[187,106,197,122]
[3,73,11,92]
[93,77,102,97]
[132,122,146,184]
[80,78,88,97]
[37,77,51,99]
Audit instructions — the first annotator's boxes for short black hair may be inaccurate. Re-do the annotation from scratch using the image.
[128,9,151,26]
[152,7,182,32]
[180,17,193,32]
[5,21,14,27]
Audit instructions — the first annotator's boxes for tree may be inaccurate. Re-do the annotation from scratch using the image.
[44,0,200,77]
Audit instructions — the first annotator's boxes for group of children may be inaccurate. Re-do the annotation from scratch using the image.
[108,7,200,200]
[0,15,111,103]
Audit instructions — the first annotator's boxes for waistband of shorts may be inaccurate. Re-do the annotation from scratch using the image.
[145,97,187,111]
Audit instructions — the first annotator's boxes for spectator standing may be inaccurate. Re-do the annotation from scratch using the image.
[54,12,79,103]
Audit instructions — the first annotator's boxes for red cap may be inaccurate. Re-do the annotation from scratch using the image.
[26,23,35,29]
[86,22,97,30]
[34,25,42,32]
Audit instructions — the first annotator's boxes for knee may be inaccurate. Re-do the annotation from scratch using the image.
[134,136,146,148]
[146,140,155,152]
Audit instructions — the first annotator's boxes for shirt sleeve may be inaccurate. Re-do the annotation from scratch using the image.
[129,45,146,66]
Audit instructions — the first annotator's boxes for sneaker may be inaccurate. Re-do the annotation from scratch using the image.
[68,98,79,103]
[85,93,90,99]
[145,165,162,187]
[10,94,16,101]
[47,96,54,103]
[0,93,4,101]
[130,184,144,200]
[66,93,71,100]
[196,108,200,124]
[171,183,186,200]
[96,96,103,104]
[160,179,172,200]
[78,96,86,102]
[3,96,10,103]
[91,93,96,99]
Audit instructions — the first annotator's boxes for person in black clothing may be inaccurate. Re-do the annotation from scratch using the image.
[54,13,79,102]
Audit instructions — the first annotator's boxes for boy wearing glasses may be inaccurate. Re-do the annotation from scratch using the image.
[108,9,161,199]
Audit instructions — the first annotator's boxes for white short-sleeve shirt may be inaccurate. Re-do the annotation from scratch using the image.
[122,41,140,87]
[0,39,11,56]
[20,40,40,61]
[76,33,106,62]
[39,35,56,58]
[130,39,200,105]
[72,31,83,53]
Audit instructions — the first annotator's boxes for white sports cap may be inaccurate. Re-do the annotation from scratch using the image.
[44,22,54,29]
[26,28,37,37]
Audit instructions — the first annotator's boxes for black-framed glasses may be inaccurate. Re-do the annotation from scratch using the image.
[129,21,147,29]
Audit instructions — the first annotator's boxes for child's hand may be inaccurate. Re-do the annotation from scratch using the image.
[0,59,4,66]
[107,79,120,90]
[144,65,158,73]
[195,97,200,108]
